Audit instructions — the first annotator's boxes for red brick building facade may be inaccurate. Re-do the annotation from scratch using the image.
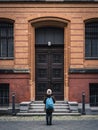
[0,0,98,106]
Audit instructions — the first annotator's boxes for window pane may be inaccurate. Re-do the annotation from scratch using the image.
[35,27,64,46]
[0,21,14,58]
[0,39,7,57]
[54,28,64,45]
[8,25,13,37]
[85,21,98,58]
[8,38,14,57]
[0,83,9,106]
[92,40,98,57]
[45,28,54,44]
[85,39,91,57]
[0,27,7,37]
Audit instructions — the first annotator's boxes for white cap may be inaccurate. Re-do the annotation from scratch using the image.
[46,89,52,95]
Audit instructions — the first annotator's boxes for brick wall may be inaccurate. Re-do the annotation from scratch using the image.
[0,74,30,103]
[0,3,98,69]
[0,2,98,103]
[69,74,98,103]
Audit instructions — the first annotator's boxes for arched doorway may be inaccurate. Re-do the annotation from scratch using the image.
[35,27,64,100]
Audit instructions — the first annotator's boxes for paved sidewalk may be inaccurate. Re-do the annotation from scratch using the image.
[0,115,98,121]
[0,115,98,130]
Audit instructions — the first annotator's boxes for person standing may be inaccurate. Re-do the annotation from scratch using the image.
[43,89,55,125]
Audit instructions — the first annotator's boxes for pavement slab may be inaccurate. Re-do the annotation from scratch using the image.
[0,115,98,130]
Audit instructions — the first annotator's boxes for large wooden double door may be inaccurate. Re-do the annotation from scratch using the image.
[35,47,64,100]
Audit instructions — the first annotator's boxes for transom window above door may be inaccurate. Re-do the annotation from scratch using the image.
[35,27,64,46]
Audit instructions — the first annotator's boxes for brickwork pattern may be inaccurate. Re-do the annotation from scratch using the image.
[0,2,98,103]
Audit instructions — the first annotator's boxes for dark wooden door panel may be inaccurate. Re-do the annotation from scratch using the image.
[35,47,64,100]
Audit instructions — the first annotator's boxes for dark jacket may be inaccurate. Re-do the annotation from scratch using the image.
[43,94,55,104]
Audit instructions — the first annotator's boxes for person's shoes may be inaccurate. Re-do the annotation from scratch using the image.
[49,122,52,125]
[46,122,49,125]
[46,122,52,125]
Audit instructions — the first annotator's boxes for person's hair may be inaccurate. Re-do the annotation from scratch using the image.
[46,89,52,95]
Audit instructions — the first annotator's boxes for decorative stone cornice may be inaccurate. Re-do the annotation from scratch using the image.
[69,68,98,74]
[0,0,97,3]
[0,69,30,73]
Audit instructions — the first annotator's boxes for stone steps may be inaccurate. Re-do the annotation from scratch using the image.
[17,112,81,116]
[17,101,81,116]
[29,101,70,113]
